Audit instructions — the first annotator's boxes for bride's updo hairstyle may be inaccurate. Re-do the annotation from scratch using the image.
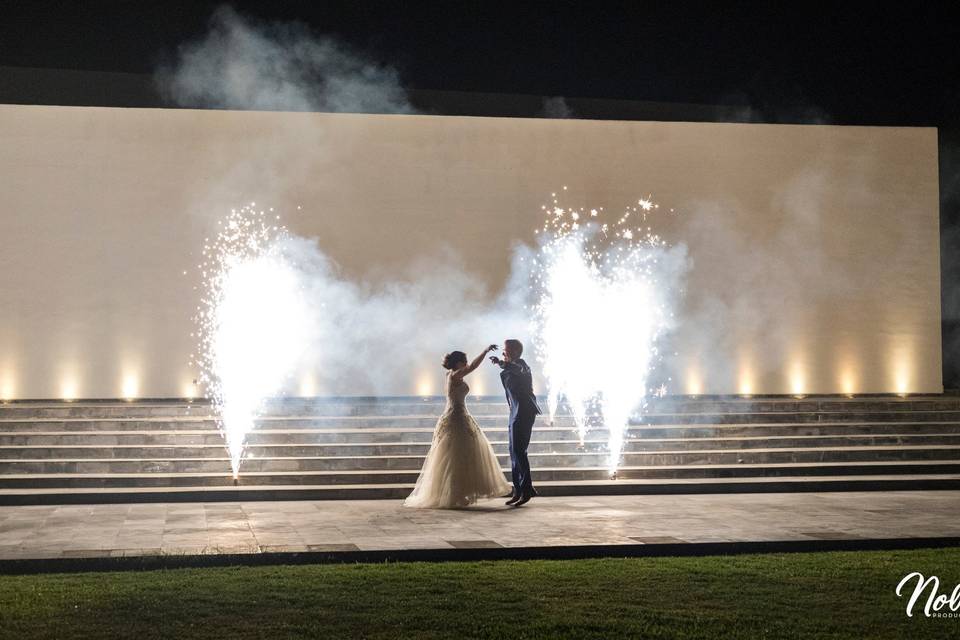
[442,351,467,371]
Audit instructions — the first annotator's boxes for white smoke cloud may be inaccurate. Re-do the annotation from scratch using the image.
[663,166,864,392]
[156,5,412,114]
[164,6,688,406]
[540,96,575,119]
[280,236,534,396]
[160,7,541,399]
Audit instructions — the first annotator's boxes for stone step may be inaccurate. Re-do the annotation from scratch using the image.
[0,415,567,431]
[4,395,960,417]
[5,409,960,433]
[3,434,960,459]
[2,445,959,474]
[654,400,960,413]
[2,421,960,446]
[0,473,953,504]
[1,460,959,488]
[636,411,960,424]
[5,397,960,420]
[631,423,960,437]
[4,396,960,504]
[0,404,203,420]
[3,473,960,505]
[0,401,512,419]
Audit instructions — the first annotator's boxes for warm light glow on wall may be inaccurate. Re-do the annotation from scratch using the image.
[894,368,911,395]
[0,374,14,401]
[839,369,857,396]
[299,374,316,398]
[416,373,435,397]
[738,367,754,396]
[121,374,139,400]
[889,341,913,395]
[61,379,78,401]
[182,381,196,399]
[686,368,703,395]
[471,376,486,397]
[789,361,806,396]
[737,348,755,395]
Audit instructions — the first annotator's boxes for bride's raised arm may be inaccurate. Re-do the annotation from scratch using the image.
[452,344,498,381]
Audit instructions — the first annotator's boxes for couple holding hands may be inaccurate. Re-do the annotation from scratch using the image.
[404,340,541,509]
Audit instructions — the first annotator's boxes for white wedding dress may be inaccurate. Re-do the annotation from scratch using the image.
[404,373,512,508]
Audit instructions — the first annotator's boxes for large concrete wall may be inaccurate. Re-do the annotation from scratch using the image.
[0,104,941,398]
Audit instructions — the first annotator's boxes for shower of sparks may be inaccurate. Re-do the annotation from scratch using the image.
[532,190,677,474]
[191,203,309,477]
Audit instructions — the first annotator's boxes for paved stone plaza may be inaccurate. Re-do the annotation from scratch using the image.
[0,491,958,563]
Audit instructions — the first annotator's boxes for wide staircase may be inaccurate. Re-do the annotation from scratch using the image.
[1,395,960,504]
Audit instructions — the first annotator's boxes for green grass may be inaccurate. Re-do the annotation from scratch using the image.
[0,549,957,639]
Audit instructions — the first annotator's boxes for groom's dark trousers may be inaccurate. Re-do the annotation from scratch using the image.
[499,358,541,497]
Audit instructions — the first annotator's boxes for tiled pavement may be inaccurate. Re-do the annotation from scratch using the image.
[0,491,958,563]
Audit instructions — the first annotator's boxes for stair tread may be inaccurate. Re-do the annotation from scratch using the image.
[3,422,960,435]
[4,396,960,502]
[4,433,959,447]
[5,410,960,420]
[2,474,960,496]
[7,411,960,425]
[5,444,960,462]
[0,416,507,423]
[0,393,954,403]
[3,459,960,479]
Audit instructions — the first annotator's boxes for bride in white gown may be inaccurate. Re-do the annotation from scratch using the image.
[404,345,512,508]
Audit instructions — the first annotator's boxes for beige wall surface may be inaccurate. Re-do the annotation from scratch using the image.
[0,104,941,398]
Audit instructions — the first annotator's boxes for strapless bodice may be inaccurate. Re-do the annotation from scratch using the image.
[445,377,469,410]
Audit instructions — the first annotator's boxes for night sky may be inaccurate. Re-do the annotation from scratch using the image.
[1,2,958,127]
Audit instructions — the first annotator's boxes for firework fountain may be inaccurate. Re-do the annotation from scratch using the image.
[191,193,681,479]
[193,203,310,478]
[531,188,683,474]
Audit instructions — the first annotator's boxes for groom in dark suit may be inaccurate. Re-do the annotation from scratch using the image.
[490,339,542,506]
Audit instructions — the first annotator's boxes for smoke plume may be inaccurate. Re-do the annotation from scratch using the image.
[156,5,412,114]
[282,237,534,396]
[539,96,575,119]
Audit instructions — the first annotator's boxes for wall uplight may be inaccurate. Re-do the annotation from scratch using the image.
[471,376,486,397]
[839,368,857,397]
[416,373,434,397]
[894,370,910,396]
[738,369,754,397]
[121,374,139,401]
[61,380,78,402]
[737,349,755,396]
[686,368,703,396]
[299,374,316,398]
[789,361,806,397]
[0,376,13,402]
[890,345,912,396]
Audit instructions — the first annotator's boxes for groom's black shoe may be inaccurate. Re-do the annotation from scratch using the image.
[505,491,521,506]
[513,492,534,507]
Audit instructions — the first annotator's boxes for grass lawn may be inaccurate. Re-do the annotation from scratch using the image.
[0,548,956,639]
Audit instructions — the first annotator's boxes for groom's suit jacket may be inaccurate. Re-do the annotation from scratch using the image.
[499,358,542,426]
